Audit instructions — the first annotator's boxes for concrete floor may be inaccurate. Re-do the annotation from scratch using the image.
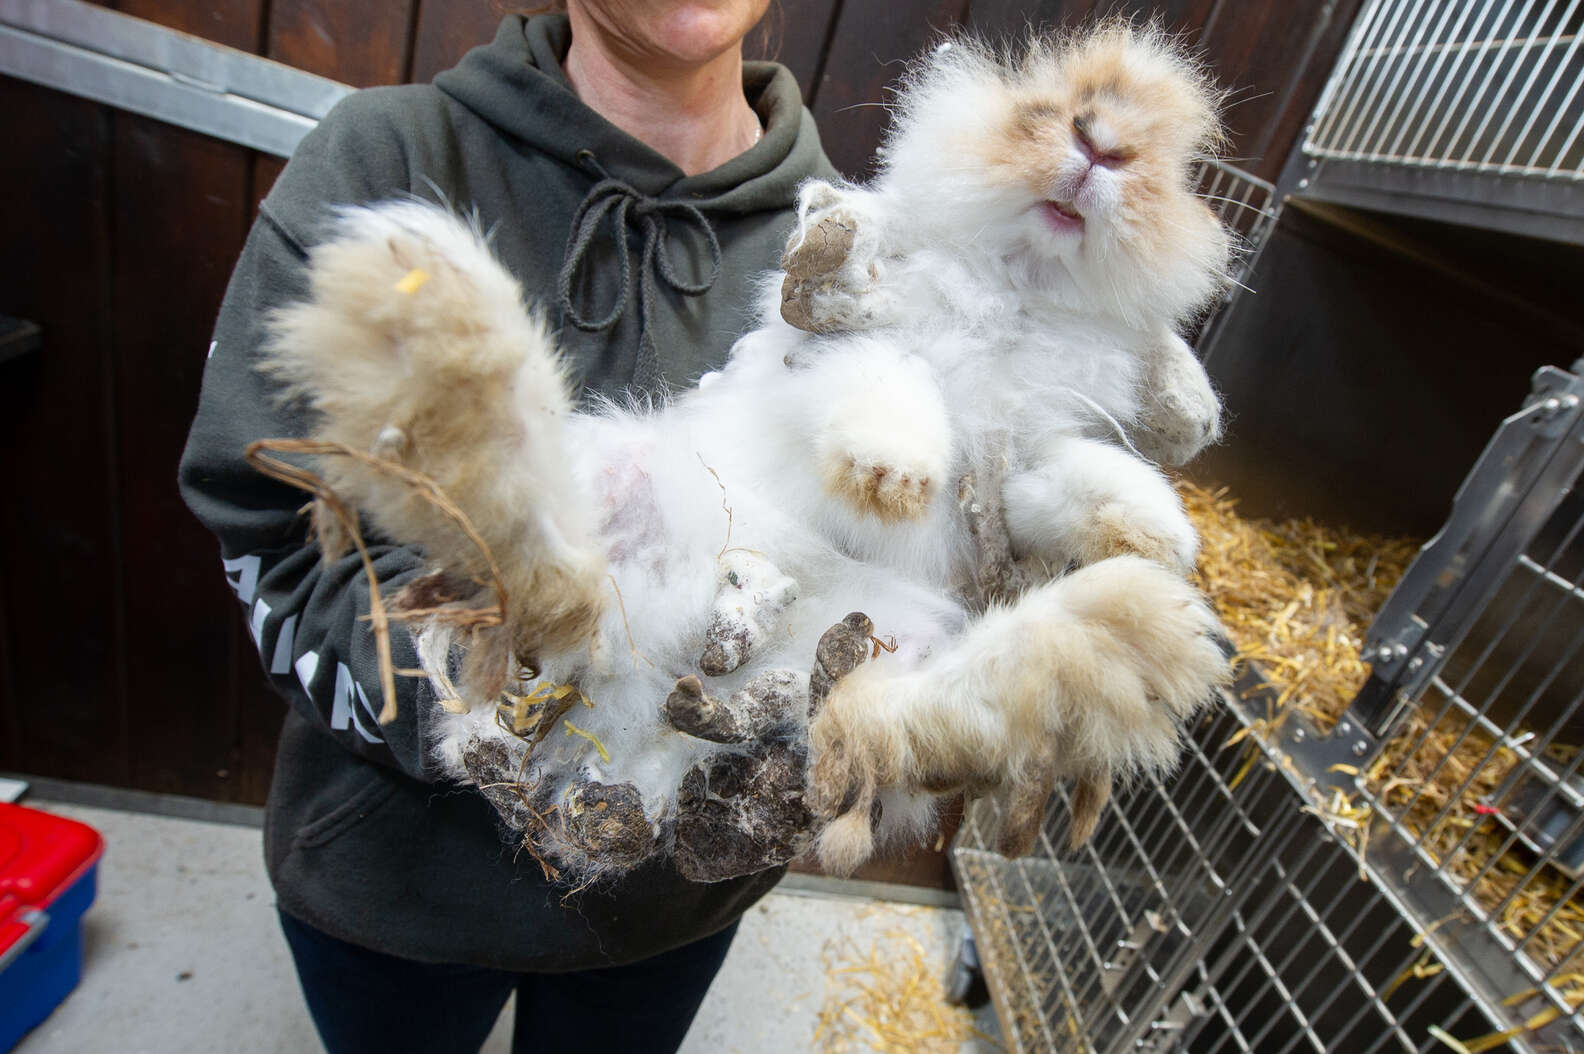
[11,800,998,1053]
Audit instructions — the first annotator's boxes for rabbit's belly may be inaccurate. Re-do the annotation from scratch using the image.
[563,410,966,688]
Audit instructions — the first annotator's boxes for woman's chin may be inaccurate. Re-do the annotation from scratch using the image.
[649,1,770,64]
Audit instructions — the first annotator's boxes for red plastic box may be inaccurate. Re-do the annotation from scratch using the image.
[0,804,103,1052]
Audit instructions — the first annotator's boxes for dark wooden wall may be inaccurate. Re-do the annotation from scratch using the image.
[0,0,1359,805]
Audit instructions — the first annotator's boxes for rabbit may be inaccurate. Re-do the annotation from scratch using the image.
[258,22,1233,886]
[775,22,1235,577]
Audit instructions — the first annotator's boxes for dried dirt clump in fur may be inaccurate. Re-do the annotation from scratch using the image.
[462,737,537,831]
[674,741,813,883]
[563,781,653,868]
[665,669,805,745]
[810,613,877,715]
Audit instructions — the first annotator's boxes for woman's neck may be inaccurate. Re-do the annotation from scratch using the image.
[564,11,761,177]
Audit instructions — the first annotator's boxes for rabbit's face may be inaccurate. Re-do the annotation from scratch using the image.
[989,28,1228,311]
[882,25,1234,324]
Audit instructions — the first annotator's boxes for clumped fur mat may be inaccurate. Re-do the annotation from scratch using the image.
[259,22,1237,886]
[261,203,607,699]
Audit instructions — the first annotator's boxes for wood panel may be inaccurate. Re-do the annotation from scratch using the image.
[1198,0,1360,180]
[0,525,10,773]
[747,0,843,104]
[111,114,259,800]
[1249,0,1367,185]
[812,0,973,178]
[409,2,510,85]
[0,569,14,772]
[113,0,263,52]
[265,0,418,85]
[0,79,126,786]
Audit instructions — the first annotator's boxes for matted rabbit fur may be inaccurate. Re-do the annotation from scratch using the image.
[260,22,1233,886]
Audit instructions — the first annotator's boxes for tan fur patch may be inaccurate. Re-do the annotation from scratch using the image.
[1090,500,1187,568]
[995,767,1059,858]
[1066,770,1112,849]
[820,451,936,524]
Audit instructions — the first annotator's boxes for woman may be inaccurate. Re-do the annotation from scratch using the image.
[178,2,836,1049]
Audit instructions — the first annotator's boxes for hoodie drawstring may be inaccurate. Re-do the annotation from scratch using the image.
[556,151,722,397]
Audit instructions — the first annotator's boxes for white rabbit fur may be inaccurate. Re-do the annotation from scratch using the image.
[261,22,1233,884]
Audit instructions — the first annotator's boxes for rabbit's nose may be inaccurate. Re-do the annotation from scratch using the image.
[1073,113,1132,168]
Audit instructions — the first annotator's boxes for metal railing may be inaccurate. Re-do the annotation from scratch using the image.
[0,0,350,157]
[1307,0,1584,181]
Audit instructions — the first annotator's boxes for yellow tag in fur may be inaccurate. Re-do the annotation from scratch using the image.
[393,268,430,295]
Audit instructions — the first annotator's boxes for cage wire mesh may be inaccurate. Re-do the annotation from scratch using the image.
[1187,162,1276,347]
[1193,161,1277,283]
[951,362,1584,1053]
[1306,0,1584,180]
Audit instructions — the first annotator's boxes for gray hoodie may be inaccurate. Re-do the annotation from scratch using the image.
[178,14,836,969]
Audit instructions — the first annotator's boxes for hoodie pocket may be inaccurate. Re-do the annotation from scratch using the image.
[293,769,400,850]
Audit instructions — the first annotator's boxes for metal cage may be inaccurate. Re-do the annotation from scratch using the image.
[1290,0,1584,242]
[1187,162,1278,350]
[952,361,1584,1052]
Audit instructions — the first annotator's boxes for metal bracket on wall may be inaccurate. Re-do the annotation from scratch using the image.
[0,0,351,157]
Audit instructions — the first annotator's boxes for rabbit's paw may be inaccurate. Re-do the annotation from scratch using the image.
[822,452,942,523]
[1088,498,1200,576]
[1005,437,1198,574]
[804,613,896,875]
[1132,330,1222,467]
[497,544,608,682]
[816,395,950,524]
[807,673,905,875]
[1034,556,1228,778]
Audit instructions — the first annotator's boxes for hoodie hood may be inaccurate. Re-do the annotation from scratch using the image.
[434,14,833,213]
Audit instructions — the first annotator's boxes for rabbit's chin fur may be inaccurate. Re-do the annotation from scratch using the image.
[862,22,1231,332]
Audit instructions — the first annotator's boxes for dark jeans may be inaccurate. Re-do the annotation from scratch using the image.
[278,909,739,1054]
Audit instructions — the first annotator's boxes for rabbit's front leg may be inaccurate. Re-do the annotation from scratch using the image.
[808,341,953,523]
[1131,327,1222,467]
[807,556,1227,874]
[1003,436,1199,574]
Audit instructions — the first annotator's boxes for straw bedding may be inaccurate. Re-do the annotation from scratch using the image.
[1181,480,1584,1034]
